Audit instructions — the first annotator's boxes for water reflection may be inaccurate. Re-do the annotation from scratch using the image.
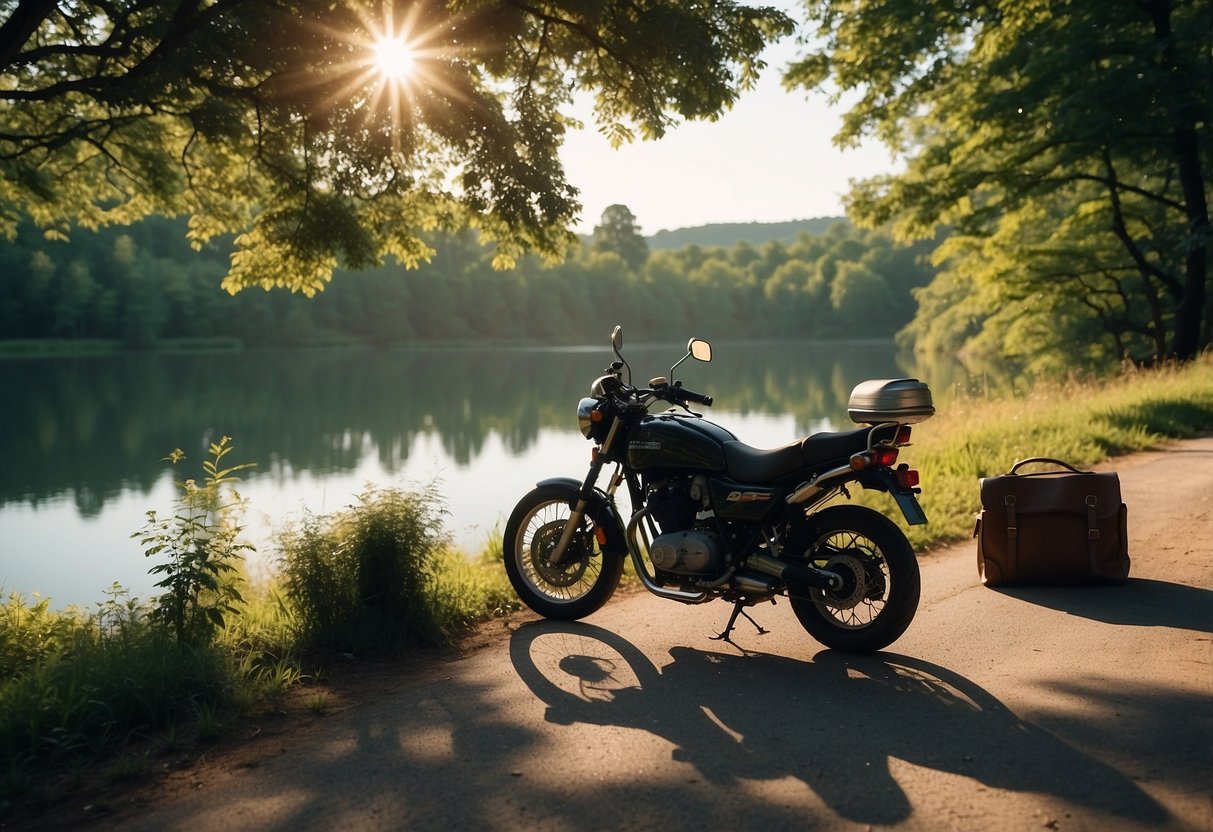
[0,341,980,605]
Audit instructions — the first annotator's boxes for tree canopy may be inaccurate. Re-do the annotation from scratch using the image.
[590,203,648,271]
[0,0,792,294]
[788,0,1212,362]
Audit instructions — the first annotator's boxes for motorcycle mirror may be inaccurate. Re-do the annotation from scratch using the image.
[610,325,631,383]
[688,339,712,362]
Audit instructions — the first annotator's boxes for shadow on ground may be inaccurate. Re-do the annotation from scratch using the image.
[508,621,1173,827]
[995,578,1213,633]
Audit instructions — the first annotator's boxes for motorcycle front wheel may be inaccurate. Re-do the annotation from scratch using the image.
[788,505,921,653]
[503,484,625,620]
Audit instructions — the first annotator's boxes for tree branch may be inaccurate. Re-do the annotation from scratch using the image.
[0,0,60,69]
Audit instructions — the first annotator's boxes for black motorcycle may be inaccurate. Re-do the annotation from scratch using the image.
[503,327,935,653]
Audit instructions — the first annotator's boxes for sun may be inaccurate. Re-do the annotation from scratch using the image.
[373,37,416,81]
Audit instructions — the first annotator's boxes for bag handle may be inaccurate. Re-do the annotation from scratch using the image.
[1008,457,1091,475]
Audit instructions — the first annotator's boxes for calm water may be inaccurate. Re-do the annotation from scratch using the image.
[0,341,969,608]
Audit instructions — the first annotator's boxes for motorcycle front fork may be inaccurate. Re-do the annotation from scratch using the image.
[547,421,623,567]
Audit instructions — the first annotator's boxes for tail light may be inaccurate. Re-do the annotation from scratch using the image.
[871,447,899,467]
[850,446,900,469]
[895,464,920,489]
[894,425,912,446]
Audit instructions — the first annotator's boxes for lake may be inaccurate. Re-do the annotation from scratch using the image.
[0,340,971,608]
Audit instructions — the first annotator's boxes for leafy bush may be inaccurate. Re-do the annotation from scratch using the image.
[280,485,449,654]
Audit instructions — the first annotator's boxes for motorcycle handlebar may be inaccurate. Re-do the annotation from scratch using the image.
[675,385,713,407]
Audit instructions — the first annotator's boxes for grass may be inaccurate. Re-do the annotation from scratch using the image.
[896,354,1213,550]
[1,353,1210,814]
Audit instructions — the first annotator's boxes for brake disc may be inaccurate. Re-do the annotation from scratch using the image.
[529,520,590,587]
[815,553,867,609]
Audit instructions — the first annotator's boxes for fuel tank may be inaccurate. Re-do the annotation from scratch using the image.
[626,413,735,472]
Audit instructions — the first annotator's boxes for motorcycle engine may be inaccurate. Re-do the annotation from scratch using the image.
[650,528,726,576]
[645,475,726,576]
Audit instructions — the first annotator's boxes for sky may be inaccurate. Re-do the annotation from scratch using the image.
[559,34,899,235]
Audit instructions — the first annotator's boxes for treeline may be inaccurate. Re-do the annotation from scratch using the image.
[645,218,843,251]
[0,215,937,347]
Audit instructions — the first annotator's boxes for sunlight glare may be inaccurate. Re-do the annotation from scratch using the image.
[374,37,416,81]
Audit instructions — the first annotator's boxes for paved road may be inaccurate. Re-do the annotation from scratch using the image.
[111,438,1213,831]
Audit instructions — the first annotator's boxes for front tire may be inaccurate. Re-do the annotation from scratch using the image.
[503,485,625,620]
[788,505,920,653]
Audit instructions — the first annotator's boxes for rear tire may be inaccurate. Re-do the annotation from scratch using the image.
[788,505,920,653]
[503,485,625,620]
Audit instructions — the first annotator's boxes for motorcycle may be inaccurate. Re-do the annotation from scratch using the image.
[502,327,935,653]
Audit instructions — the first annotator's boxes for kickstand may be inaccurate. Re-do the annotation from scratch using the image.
[711,600,769,643]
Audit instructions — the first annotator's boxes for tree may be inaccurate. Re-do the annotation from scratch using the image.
[788,0,1211,361]
[1,0,792,295]
[590,203,649,272]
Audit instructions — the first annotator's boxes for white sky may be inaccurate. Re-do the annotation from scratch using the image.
[559,32,898,235]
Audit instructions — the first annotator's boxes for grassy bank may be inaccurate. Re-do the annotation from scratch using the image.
[901,354,1213,550]
[2,355,1210,814]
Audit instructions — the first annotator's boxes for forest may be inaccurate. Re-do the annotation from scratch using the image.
[0,212,937,348]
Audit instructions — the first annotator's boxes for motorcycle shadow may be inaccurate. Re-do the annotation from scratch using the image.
[509,620,1168,826]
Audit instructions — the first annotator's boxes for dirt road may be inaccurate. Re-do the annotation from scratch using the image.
[93,437,1213,830]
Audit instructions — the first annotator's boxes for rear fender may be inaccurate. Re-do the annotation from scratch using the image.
[535,477,629,553]
[856,467,928,526]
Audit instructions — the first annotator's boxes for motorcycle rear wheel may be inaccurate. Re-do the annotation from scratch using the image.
[503,485,625,620]
[788,505,920,653]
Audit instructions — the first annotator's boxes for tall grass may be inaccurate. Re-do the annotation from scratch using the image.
[899,354,1213,550]
[0,589,233,807]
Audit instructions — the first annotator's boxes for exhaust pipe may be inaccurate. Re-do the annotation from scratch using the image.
[746,552,843,591]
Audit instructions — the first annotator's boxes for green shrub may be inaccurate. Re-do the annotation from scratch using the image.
[279,485,449,654]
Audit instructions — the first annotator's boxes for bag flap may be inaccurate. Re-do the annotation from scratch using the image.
[980,470,1122,516]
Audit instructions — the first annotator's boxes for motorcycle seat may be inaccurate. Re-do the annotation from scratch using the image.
[722,427,872,483]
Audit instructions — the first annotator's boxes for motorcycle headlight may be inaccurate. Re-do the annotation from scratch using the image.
[590,374,619,399]
[577,397,599,438]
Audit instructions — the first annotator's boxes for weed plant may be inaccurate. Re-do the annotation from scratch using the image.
[133,437,253,646]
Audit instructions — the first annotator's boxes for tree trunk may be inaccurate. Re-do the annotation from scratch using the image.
[1143,0,1209,360]
[1170,123,1209,360]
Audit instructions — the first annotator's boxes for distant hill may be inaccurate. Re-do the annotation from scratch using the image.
[644,217,847,251]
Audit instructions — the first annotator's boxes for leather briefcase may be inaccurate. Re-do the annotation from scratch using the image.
[975,458,1130,586]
